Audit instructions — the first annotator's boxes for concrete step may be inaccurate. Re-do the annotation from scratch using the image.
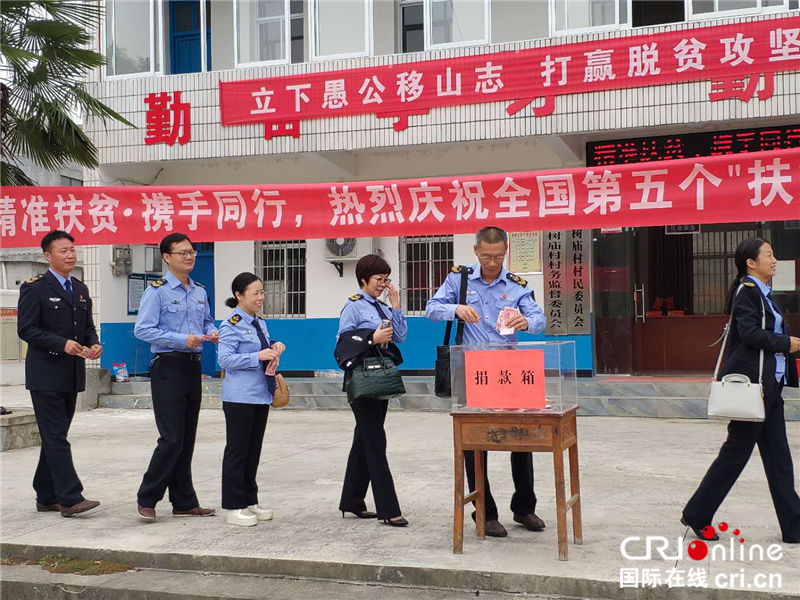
[0,564,562,600]
[99,377,800,419]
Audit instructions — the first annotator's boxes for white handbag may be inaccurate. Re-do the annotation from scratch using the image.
[707,285,766,422]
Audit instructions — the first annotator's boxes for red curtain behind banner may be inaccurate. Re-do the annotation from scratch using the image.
[0,148,798,249]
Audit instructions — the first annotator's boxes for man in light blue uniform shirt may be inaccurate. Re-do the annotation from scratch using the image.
[750,276,787,384]
[426,226,546,538]
[134,233,218,522]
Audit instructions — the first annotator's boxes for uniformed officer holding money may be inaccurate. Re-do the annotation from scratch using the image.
[134,233,218,521]
[426,226,546,538]
[17,230,102,517]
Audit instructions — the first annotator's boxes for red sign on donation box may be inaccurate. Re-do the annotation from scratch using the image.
[464,350,546,410]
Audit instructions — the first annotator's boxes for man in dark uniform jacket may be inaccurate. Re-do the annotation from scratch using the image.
[17,230,103,517]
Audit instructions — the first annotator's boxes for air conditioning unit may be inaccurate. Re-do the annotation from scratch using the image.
[324,238,375,262]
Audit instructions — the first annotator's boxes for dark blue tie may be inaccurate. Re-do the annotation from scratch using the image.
[253,317,276,396]
[64,279,74,304]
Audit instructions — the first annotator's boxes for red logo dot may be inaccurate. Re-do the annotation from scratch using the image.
[702,526,717,540]
[719,522,729,532]
[733,529,740,536]
[688,541,708,561]
[740,538,745,543]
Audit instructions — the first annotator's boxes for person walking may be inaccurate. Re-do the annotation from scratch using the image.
[334,254,408,527]
[134,233,218,521]
[17,230,103,517]
[218,273,285,527]
[682,238,800,544]
[426,226,546,538]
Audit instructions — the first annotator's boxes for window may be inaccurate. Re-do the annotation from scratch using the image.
[290,0,305,63]
[60,176,83,187]
[692,228,766,314]
[632,1,684,27]
[401,1,424,53]
[309,0,372,60]
[256,241,306,318]
[551,0,630,35]
[399,235,454,316]
[105,0,163,78]
[425,0,489,49]
[236,0,293,67]
[687,0,792,18]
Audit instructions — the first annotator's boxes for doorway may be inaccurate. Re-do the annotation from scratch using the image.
[192,242,216,376]
[169,0,211,74]
[592,224,787,375]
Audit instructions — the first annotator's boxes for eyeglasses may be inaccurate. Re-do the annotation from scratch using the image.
[169,250,198,259]
[372,276,392,285]
[478,255,505,264]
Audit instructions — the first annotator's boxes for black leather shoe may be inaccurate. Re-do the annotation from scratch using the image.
[513,513,546,531]
[485,520,508,537]
[342,510,377,519]
[681,517,719,541]
[382,517,409,527]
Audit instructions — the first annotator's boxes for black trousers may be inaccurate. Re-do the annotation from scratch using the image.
[138,355,202,510]
[222,402,269,510]
[31,390,84,507]
[683,384,800,542]
[465,451,537,522]
[339,399,402,520]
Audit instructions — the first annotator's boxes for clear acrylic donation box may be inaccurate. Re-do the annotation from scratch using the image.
[449,341,578,412]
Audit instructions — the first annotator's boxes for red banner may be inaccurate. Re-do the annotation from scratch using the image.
[0,149,798,249]
[220,17,800,134]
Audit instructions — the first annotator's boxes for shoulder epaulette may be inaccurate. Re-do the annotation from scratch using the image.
[228,314,242,325]
[349,294,362,301]
[450,266,474,274]
[25,274,44,284]
[194,281,205,288]
[150,278,167,288]
[507,273,528,287]
[742,281,756,288]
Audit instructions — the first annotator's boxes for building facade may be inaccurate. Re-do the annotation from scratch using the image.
[77,0,799,377]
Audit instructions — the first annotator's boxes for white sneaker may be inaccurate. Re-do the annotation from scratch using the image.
[247,505,274,521]
[226,509,257,527]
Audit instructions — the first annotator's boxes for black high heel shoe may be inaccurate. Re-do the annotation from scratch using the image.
[681,517,719,541]
[382,517,409,527]
[341,510,377,519]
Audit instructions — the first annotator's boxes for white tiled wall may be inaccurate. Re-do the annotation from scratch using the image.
[84,13,800,166]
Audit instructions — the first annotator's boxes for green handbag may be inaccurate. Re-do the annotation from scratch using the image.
[345,352,406,402]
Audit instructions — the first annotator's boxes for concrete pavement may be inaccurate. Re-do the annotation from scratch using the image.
[1,385,799,599]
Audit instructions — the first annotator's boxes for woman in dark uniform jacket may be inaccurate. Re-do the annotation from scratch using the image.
[682,238,800,544]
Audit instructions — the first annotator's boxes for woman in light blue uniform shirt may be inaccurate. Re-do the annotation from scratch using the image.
[336,254,409,527]
[218,273,285,527]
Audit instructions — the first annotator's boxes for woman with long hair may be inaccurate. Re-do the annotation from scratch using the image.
[218,273,285,527]
[681,238,800,543]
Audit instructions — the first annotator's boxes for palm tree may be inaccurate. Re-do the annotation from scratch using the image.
[1,1,133,186]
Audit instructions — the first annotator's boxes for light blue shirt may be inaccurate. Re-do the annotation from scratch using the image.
[134,270,217,354]
[750,276,786,384]
[426,264,546,344]
[218,306,274,405]
[48,268,72,293]
[337,290,407,343]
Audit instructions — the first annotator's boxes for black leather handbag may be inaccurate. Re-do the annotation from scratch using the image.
[346,350,406,401]
[434,266,468,398]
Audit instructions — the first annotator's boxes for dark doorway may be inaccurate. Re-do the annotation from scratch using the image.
[169,0,211,74]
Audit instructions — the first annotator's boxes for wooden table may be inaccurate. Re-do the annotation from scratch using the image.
[452,406,582,560]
